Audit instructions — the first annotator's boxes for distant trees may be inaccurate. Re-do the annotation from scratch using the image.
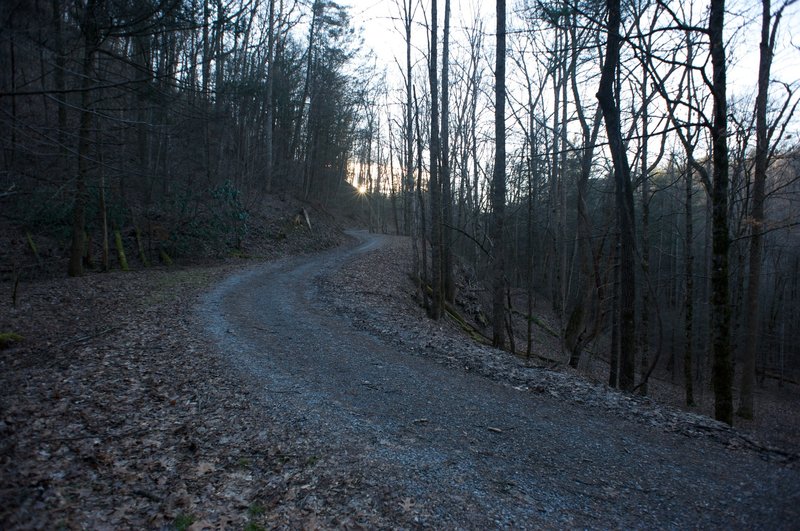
[1,0,369,272]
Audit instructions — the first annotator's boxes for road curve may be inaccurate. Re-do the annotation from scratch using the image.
[200,230,799,529]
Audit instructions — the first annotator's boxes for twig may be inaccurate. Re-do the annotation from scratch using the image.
[61,326,121,348]
[133,489,162,502]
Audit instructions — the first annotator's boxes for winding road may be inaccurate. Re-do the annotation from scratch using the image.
[201,231,799,528]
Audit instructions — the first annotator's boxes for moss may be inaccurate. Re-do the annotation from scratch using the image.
[25,231,40,262]
[0,332,24,349]
[134,227,150,267]
[527,314,558,338]
[172,513,194,531]
[159,248,173,266]
[247,503,265,517]
[114,230,129,271]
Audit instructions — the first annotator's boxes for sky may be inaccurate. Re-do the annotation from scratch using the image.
[341,0,800,101]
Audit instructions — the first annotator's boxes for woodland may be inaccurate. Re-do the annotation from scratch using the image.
[2,0,800,433]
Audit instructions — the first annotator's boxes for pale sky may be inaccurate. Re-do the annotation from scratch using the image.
[342,0,800,101]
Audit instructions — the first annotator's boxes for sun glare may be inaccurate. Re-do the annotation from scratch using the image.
[357,184,367,195]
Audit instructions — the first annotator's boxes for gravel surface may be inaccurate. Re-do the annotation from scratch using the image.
[201,230,800,529]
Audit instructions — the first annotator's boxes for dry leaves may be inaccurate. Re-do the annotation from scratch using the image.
[0,205,361,529]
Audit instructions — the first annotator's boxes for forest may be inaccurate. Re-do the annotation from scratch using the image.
[2,0,799,430]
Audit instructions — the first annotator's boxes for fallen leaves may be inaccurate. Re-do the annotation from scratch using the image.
[0,267,301,528]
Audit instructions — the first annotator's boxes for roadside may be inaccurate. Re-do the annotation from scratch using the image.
[322,234,800,460]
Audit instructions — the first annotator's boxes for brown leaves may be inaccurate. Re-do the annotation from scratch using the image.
[0,267,271,528]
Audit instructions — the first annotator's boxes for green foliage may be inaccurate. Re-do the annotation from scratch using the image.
[0,332,24,349]
[15,187,73,241]
[158,180,249,257]
[9,184,128,251]
[172,513,194,531]
[210,180,249,250]
[244,503,267,531]
[247,503,265,517]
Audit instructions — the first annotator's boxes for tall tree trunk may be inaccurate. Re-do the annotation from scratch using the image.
[441,0,454,302]
[565,10,603,368]
[291,0,318,174]
[597,0,636,391]
[52,0,67,157]
[428,0,443,319]
[526,145,535,358]
[609,232,620,388]
[491,0,507,348]
[404,0,414,237]
[202,0,212,183]
[684,165,695,406]
[709,0,733,425]
[264,0,276,191]
[215,0,225,111]
[639,65,651,396]
[414,88,429,309]
[69,0,99,277]
[738,0,785,420]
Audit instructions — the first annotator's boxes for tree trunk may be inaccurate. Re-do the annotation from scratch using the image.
[597,0,636,391]
[639,65,651,396]
[610,232,620,388]
[738,0,783,420]
[69,0,99,277]
[491,0,507,348]
[264,0,276,191]
[428,0,443,320]
[404,0,414,238]
[565,12,603,368]
[441,0,454,303]
[684,165,695,406]
[709,0,733,425]
[52,0,67,157]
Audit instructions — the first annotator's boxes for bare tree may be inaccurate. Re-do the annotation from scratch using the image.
[68,0,101,277]
[441,0,454,302]
[491,0,507,348]
[427,0,444,319]
[737,0,797,419]
[597,0,637,391]
[707,0,734,424]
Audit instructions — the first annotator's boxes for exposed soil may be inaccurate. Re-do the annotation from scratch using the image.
[2,225,799,529]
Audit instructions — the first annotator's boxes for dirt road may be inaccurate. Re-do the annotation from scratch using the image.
[201,231,799,528]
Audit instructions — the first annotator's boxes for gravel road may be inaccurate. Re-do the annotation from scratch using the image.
[201,230,800,529]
